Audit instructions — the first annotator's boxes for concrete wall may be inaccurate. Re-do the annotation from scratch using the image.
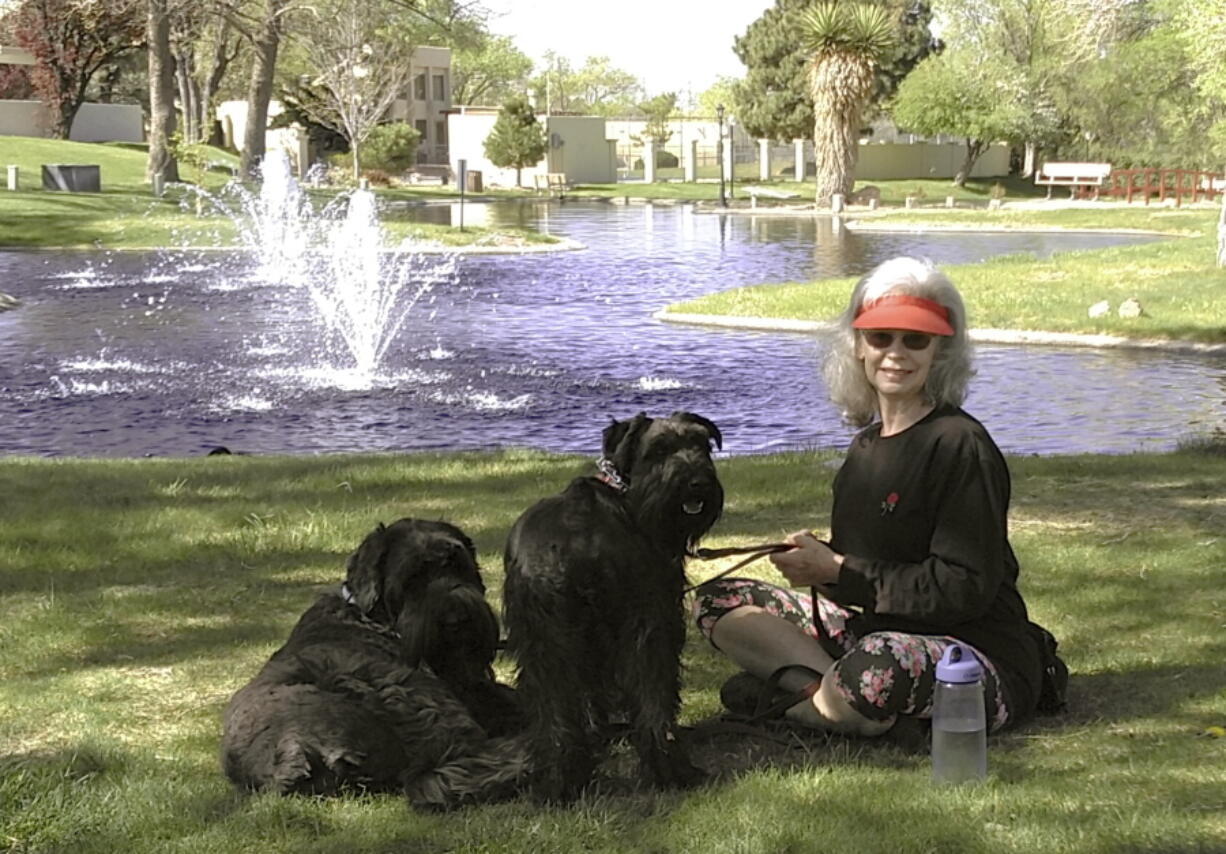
[216,100,309,176]
[606,117,754,151]
[447,108,615,187]
[541,115,616,183]
[0,99,143,142]
[854,142,1010,180]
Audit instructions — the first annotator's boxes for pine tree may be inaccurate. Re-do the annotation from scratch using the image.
[483,97,547,187]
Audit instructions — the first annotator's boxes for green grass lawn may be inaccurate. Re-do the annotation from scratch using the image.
[0,137,557,251]
[2,448,1224,853]
[667,208,1226,344]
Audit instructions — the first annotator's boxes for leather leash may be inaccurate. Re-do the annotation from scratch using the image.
[682,542,793,596]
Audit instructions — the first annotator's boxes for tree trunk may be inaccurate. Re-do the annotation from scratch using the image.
[809,55,874,207]
[174,47,197,144]
[50,101,77,140]
[1022,142,1037,178]
[240,0,285,181]
[954,140,985,188]
[352,147,361,182]
[145,0,180,184]
[199,22,236,151]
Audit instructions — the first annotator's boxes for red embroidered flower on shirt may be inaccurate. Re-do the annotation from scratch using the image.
[881,492,899,515]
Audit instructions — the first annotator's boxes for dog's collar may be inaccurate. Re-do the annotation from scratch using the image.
[340,582,358,606]
[595,457,629,493]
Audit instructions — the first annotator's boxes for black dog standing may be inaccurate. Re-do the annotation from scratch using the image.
[503,412,724,802]
[221,518,524,809]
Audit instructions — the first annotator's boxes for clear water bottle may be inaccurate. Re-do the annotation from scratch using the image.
[931,643,987,784]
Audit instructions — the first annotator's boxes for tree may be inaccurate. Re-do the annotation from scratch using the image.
[696,76,737,118]
[6,0,143,139]
[146,0,180,185]
[530,53,644,115]
[802,1,897,205]
[890,50,1030,185]
[638,92,677,144]
[1058,25,1205,168]
[933,0,1139,174]
[483,97,546,187]
[1160,0,1226,161]
[295,0,422,180]
[170,5,243,145]
[451,33,532,106]
[732,0,935,143]
[238,0,289,181]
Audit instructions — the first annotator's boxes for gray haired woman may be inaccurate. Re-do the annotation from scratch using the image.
[693,256,1044,739]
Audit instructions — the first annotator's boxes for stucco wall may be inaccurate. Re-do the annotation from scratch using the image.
[448,110,615,188]
[0,100,143,142]
[216,100,309,176]
[855,142,1009,180]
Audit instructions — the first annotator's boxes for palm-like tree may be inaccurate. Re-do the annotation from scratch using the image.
[800,1,897,206]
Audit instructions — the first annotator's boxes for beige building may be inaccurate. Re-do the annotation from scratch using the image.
[446,107,617,188]
[387,45,451,165]
[219,46,453,175]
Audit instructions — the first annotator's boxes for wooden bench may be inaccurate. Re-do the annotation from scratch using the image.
[533,172,570,198]
[743,185,800,208]
[1034,162,1112,200]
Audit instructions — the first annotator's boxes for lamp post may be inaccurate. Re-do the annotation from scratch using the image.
[716,103,727,208]
[728,117,735,200]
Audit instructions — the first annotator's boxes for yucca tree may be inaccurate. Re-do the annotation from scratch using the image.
[800,1,897,205]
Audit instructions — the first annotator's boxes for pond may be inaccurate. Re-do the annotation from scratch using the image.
[0,199,1222,458]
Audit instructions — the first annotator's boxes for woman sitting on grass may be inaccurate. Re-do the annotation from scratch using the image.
[694,256,1043,740]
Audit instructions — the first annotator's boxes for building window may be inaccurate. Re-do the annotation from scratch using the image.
[433,74,446,101]
[435,120,447,144]
[415,118,428,140]
[414,74,426,100]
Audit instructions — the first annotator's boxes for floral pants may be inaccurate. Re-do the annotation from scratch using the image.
[693,578,1011,731]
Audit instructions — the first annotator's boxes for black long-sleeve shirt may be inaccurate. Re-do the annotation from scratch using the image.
[828,404,1042,717]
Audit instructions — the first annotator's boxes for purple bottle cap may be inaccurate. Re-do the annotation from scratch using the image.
[936,643,982,683]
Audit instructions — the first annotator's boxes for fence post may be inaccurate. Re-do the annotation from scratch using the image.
[644,139,656,183]
[759,139,770,182]
[793,138,805,183]
[684,140,697,183]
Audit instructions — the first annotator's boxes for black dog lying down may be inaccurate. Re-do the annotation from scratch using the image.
[504,412,725,802]
[220,518,525,809]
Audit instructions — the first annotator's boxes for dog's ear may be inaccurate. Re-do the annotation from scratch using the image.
[344,522,388,615]
[602,412,651,474]
[671,411,723,451]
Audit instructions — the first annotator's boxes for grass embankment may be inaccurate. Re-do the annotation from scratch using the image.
[0,136,555,250]
[2,449,1224,853]
[668,207,1226,344]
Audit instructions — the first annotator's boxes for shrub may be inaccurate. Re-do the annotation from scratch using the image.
[361,123,420,174]
[631,151,680,169]
[360,168,392,187]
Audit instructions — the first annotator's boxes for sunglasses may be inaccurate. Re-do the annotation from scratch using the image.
[860,330,935,351]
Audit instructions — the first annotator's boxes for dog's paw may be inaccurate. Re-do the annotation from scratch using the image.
[642,750,707,791]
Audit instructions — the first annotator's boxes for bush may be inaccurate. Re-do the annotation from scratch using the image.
[632,150,680,170]
[361,169,392,187]
[361,123,420,174]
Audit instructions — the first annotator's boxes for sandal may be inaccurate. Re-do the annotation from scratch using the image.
[719,665,823,722]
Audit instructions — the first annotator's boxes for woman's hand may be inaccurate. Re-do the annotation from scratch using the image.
[769,530,843,588]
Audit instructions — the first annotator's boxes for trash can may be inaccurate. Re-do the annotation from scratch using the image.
[42,164,101,192]
[465,170,482,193]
